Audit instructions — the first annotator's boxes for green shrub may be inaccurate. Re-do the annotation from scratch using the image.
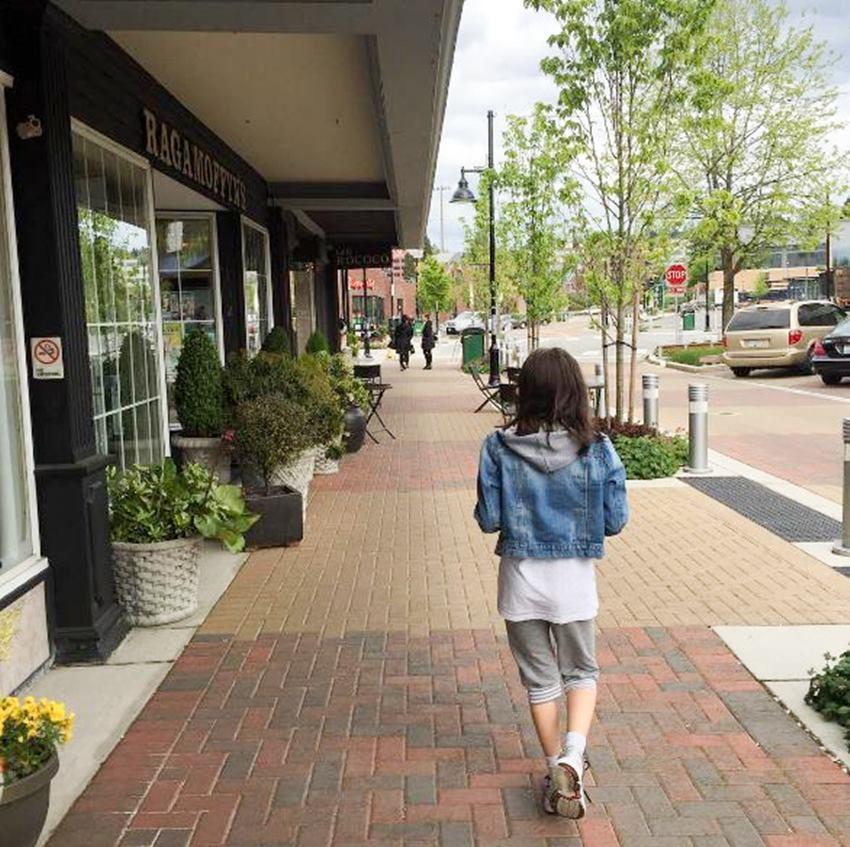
[611,433,688,479]
[346,328,360,357]
[806,649,850,750]
[107,459,257,553]
[296,354,344,445]
[662,345,724,366]
[174,328,223,437]
[305,330,330,355]
[223,350,308,413]
[233,395,313,495]
[261,326,291,355]
[328,354,369,410]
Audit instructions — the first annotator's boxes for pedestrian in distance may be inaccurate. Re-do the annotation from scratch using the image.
[421,314,435,370]
[394,314,414,370]
[474,347,628,820]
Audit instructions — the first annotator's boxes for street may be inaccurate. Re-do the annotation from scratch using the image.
[498,315,850,503]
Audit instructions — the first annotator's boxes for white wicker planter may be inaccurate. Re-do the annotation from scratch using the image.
[112,537,200,626]
[314,442,341,475]
[171,434,230,482]
[269,450,315,520]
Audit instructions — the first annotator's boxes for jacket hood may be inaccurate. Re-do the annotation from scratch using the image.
[498,427,580,473]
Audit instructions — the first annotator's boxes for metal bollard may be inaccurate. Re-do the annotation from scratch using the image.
[594,363,606,418]
[833,418,850,555]
[642,373,659,429]
[687,383,710,473]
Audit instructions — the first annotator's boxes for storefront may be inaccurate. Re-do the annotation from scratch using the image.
[0,0,461,682]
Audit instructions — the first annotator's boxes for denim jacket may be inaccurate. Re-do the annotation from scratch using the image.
[474,428,628,558]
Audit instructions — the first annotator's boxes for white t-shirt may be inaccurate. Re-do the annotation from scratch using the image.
[498,556,598,624]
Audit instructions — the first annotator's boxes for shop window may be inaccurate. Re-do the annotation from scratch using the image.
[72,127,165,468]
[0,91,34,574]
[242,220,272,354]
[156,215,221,423]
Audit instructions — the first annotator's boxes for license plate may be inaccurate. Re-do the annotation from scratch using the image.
[742,339,769,349]
[843,345,850,355]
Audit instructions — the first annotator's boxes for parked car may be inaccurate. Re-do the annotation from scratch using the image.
[511,313,528,328]
[500,314,514,332]
[722,300,846,377]
[811,316,850,385]
[445,310,484,334]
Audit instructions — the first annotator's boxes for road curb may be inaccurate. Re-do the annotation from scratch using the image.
[647,353,726,374]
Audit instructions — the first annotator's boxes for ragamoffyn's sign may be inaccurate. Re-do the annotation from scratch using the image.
[142,109,247,211]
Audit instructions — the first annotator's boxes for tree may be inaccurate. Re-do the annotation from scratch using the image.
[402,252,419,283]
[680,0,845,329]
[417,256,453,330]
[498,106,573,350]
[527,0,709,421]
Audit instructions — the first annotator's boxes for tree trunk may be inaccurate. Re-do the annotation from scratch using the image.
[628,285,640,423]
[721,249,735,331]
[601,303,611,423]
[615,298,625,422]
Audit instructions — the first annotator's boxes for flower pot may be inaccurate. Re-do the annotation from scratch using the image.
[243,486,303,548]
[0,752,59,847]
[171,434,231,482]
[267,450,315,522]
[112,537,200,626]
[343,404,367,454]
[314,447,340,475]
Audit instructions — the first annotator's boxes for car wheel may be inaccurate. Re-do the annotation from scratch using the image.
[821,373,842,386]
[731,368,751,378]
[799,351,814,374]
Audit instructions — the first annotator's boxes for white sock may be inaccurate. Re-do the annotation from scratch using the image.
[545,754,560,770]
[564,731,586,759]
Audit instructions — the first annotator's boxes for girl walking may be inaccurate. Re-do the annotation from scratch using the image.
[474,347,628,819]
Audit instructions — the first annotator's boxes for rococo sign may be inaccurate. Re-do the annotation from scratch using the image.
[143,109,247,211]
[335,246,392,269]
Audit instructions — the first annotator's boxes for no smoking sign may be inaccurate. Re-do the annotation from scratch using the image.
[31,336,65,380]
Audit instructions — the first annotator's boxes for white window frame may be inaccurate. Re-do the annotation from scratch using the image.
[70,118,171,460]
[240,216,274,349]
[155,211,225,364]
[0,76,49,599]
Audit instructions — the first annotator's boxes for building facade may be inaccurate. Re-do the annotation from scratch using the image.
[0,0,461,692]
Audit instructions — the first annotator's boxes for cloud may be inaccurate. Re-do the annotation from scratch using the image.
[429,0,850,254]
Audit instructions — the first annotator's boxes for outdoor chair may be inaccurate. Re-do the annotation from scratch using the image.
[354,363,395,443]
[469,365,504,414]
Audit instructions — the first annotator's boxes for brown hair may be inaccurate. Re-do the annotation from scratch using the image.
[512,347,596,450]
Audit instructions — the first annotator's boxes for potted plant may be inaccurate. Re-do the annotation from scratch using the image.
[234,394,310,547]
[315,440,344,475]
[296,354,345,471]
[328,354,369,453]
[108,460,257,625]
[305,329,330,355]
[0,696,74,847]
[171,328,230,481]
[261,326,292,355]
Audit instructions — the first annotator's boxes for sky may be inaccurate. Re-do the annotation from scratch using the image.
[426,0,850,255]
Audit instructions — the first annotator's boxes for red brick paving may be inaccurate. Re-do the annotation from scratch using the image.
[46,360,850,847]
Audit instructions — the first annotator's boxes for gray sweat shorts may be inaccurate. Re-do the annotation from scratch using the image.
[505,619,599,704]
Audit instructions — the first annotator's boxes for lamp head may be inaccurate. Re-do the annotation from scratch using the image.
[450,173,476,204]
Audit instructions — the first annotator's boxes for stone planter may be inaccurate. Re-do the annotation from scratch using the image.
[314,448,340,475]
[171,434,231,482]
[243,487,303,548]
[0,752,59,847]
[343,404,367,454]
[112,537,200,626]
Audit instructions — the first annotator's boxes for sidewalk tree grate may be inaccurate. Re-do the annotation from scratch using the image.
[682,476,841,542]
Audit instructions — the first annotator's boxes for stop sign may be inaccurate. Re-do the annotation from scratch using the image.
[665,263,688,293]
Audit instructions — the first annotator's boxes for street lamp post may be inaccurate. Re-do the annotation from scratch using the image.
[704,259,710,332]
[451,109,500,386]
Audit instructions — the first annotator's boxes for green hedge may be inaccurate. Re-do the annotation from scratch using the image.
[806,649,850,751]
[662,345,723,366]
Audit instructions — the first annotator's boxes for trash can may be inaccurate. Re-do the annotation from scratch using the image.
[682,311,695,331]
[461,327,486,368]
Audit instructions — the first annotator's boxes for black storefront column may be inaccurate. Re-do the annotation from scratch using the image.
[268,206,294,351]
[216,211,247,356]
[6,5,127,662]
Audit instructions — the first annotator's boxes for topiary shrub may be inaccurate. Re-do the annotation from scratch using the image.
[328,354,370,410]
[296,354,344,446]
[233,395,313,496]
[174,328,224,437]
[305,330,330,355]
[261,326,291,356]
[806,649,850,751]
[223,350,309,415]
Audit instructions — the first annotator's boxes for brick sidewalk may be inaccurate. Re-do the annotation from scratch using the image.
[48,357,850,847]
